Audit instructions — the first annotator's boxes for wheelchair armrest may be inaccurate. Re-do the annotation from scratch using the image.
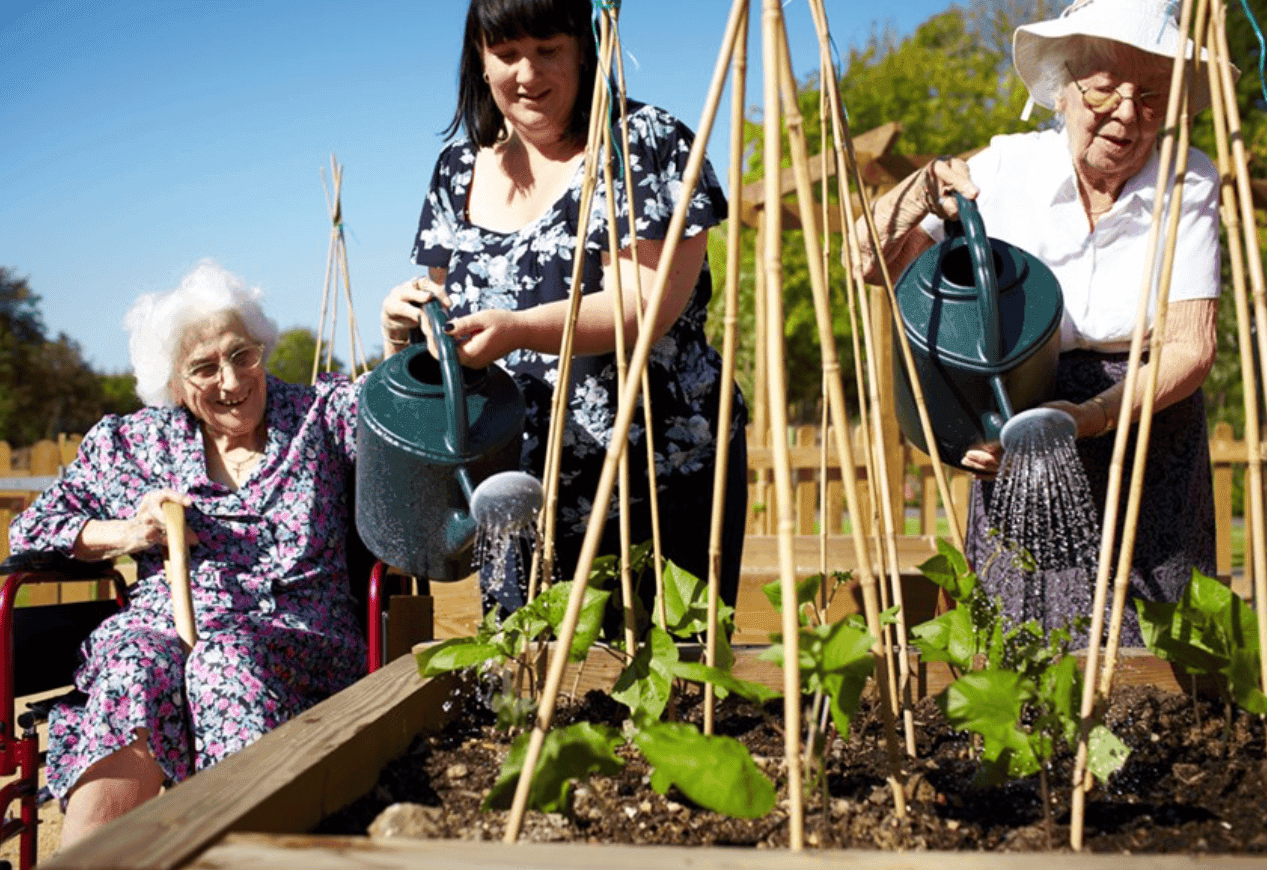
[0,551,115,581]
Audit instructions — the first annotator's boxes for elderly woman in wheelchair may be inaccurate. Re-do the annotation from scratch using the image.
[8,260,366,847]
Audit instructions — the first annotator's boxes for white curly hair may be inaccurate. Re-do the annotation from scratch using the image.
[124,260,279,407]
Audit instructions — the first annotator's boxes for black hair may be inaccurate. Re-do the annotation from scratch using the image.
[446,0,599,148]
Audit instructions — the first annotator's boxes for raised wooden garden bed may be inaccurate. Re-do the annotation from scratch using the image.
[39,642,1243,870]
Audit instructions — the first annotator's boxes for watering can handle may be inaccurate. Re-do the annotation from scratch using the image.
[423,299,470,455]
[951,192,1003,366]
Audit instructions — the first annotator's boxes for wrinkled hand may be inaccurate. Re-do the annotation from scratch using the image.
[127,490,195,554]
[961,442,1003,478]
[926,156,980,221]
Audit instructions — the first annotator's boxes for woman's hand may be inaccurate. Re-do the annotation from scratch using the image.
[961,443,1003,477]
[71,489,195,561]
[381,271,449,358]
[443,308,525,369]
[925,156,979,221]
[860,156,981,282]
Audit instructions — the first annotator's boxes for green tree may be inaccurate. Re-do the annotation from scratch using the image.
[267,327,345,384]
[0,267,141,445]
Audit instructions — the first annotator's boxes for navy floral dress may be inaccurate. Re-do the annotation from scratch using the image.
[411,101,747,610]
[9,374,366,796]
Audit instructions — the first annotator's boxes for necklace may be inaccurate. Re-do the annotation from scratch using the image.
[222,448,262,481]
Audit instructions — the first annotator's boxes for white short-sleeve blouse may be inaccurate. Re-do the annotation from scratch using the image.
[919,129,1221,352]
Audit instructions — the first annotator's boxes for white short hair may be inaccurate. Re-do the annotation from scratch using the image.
[125,260,279,407]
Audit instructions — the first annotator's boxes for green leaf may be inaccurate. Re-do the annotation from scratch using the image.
[537,580,612,662]
[918,538,976,601]
[634,721,776,818]
[414,638,503,677]
[940,670,1038,784]
[668,660,782,705]
[761,574,822,623]
[1086,723,1131,784]
[661,559,735,639]
[1137,571,1265,713]
[483,722,624,812]
[612,626,679,720]
[909,608,975,671]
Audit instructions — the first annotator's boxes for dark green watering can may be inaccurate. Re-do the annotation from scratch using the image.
[892,194,1063,470]
[356,300,527,580]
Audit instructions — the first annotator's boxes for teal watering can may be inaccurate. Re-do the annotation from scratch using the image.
[355,300,540,580]
[892,194,1065,469]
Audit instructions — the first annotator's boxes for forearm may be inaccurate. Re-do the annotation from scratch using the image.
[857,163,941,283]
[71,518,150,561]
[516,234,704,357]
[1077,300,1218,435]
[512,290,643,357]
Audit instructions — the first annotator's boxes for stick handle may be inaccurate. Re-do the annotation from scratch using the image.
[162,501,197,652]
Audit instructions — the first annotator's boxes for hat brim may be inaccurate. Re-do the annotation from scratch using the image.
[1012,20,1229,115]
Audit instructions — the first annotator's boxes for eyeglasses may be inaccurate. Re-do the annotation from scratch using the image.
[182,344,265,389]
[1065,63,1167,119]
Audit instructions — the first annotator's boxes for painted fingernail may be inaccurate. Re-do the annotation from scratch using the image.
[443,323,455,334]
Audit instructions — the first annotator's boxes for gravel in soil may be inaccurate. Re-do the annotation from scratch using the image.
[316,682,1267,853]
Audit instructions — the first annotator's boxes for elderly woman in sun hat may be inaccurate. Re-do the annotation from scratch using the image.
[859,0,1230,643]
[9,260,366,847]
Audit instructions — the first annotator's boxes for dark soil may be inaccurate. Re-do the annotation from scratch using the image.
[317,681,1267,853]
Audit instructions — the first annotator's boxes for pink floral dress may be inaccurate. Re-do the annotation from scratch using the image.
[8,374,367,796]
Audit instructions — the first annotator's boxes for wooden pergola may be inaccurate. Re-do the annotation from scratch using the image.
[736,120,938,537]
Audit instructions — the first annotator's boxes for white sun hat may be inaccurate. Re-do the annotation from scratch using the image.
[1013,0,1235,119]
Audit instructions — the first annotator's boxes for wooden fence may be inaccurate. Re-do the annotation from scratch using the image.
[746,421,1255,600]
[2,424,1260,605]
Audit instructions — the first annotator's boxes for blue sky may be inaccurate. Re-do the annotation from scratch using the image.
[2,0,952,374]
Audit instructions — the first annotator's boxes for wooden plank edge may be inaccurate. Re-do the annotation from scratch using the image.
[191,832,1267,870]
[42,655,464,870]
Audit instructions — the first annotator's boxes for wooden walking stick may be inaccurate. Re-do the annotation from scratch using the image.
[162,501,197,654]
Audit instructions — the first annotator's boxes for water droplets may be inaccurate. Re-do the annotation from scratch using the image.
[982,411,1101,642]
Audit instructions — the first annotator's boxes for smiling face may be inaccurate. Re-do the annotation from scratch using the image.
[480,32,582,146]
[173,315,268,443]
[1059,44,1171,197]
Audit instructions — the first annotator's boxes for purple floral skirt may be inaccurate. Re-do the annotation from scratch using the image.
[47,606,364,798]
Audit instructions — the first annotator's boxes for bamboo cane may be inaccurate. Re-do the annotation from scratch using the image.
[1204,0,1266,684]
[595,11,640,657]
[1210,1,1267,698]
[804,0,918,760]
[162,501,196,654]
[1101,0,1205,692]
[525,25,615,605]
[502,0,748,842]
[703,0,749,737]
[814,16,966,552]
[608,14,670,636]
[760,0,805,848]
[313,163,339,385]
[770,13,912,783]
[1070,0,1199,848]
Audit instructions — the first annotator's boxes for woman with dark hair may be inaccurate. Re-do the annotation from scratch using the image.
[380,0,747,620]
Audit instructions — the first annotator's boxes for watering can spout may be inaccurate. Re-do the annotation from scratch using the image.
[437,508,478,557]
